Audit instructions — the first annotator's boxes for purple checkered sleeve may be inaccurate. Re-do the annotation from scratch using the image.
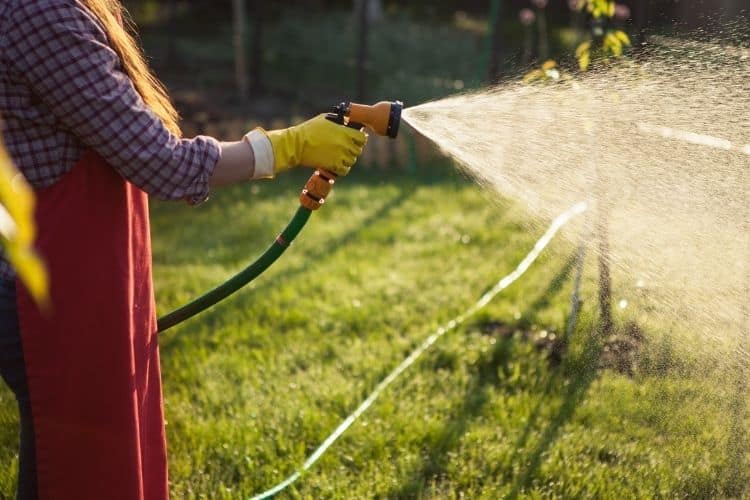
[0,0,222,281]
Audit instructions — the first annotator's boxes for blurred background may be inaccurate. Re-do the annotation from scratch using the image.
[124,0,746,169]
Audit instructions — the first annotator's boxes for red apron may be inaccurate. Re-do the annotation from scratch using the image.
[15,151,168,499]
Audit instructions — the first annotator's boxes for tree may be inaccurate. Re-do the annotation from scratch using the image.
[573,0,631,72]
[249,0,264,94]
[487,0,503,83]
[523,1,632,338]
[574,0,631,338]
[232,0,249,101]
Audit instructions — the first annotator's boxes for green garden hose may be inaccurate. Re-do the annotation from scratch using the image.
[156,99,404,334]
[157,206,312,333]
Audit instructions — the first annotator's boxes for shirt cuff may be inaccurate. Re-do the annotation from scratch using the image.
[243,129,275,179]
[187,135,222,205]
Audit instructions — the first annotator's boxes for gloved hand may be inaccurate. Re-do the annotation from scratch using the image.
[265,114,367,176]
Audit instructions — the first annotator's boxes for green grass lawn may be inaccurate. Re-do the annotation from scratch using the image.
[1,166,746,498]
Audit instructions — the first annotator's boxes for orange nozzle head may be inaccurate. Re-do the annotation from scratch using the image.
[337,100,403,138]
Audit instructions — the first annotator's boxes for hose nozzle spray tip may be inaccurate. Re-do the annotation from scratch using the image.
[330,100,403,138]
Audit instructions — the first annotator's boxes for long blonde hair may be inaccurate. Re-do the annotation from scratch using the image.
[81,0,181,135]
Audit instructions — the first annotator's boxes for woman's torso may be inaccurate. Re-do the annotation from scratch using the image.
[0,0,96,190]
[0,0,221,281]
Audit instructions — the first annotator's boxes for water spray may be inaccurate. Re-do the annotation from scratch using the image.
[157,100,403,333]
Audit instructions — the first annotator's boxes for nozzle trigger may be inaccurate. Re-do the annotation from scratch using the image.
[325,113,345,126]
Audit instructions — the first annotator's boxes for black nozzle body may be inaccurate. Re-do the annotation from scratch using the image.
[387,100,403,138]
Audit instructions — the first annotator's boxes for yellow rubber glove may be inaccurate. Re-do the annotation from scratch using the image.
[265,114,367,176]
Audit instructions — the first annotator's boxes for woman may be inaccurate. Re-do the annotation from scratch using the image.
[0,0,367,498]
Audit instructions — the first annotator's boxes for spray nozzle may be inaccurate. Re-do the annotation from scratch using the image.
[327,100,403,138]
[305,100,402,210]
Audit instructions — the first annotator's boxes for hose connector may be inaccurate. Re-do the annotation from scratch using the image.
[300,169,336,210]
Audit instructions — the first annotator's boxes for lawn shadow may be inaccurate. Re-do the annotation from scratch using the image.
[150,166,463,266]
[389,337,516,499]
[723,299,749,496]
[517,253,578,329]
[504,329,602,499]
[159,185,416,353]
[238,184,416,296]
[723,361,749,496]
[388,252,578,498]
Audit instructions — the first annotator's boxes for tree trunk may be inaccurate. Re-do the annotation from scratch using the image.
[355,0,369,102]
[634,0,650,43]
[232,0,249,102]
[596,208,613,338]
[521,25,532,66]
[595,160,613,338]
[250,0,263,94]
[537,9,549,61]
[487,0,503,83]
[165,0,177,65]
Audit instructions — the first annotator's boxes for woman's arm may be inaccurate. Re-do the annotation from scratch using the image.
[6,0,365,200]
[6,0,228,204]
[210,141,256,188]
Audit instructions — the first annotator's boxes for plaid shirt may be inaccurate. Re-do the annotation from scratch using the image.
[0,0,221,281]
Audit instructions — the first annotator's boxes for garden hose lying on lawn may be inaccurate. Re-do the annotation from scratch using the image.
[157,100,403,333]
[250,201,588,499]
